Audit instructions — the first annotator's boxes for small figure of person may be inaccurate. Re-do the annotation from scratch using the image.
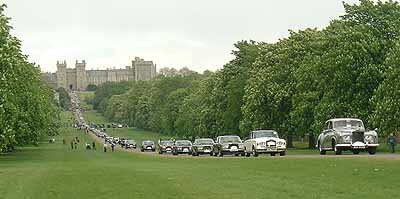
[70,140,74,149]
[74,141,78,149]
[111,143,115,152]
[63,139,66,145]
[103,143,107,152]
[387,133,397,153]
[86,143,91,150]
[75,136,80,143]
[92,141,96,150]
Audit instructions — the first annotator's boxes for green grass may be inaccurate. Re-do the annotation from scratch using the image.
[1,121,400,199]
[77,91,94,111]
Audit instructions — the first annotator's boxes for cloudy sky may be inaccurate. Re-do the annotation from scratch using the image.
[4,0,360,73]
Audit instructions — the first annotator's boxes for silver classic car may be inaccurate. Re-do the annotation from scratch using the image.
[317,118,379,155]
[141,140,156,152]
[172,140,193,155]
[158,140,175,154]
[213,135,245,157]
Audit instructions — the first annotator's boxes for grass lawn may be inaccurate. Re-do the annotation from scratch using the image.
[1,120,400,199]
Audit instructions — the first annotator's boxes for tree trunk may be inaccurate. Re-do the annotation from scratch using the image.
[308,133,315,149]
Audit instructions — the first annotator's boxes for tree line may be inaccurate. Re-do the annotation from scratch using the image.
[91,0,400,148]
[0,5,60,152]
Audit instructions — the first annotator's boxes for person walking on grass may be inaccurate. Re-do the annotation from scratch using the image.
[103,143,107,152]
[70,140,74,149]
[111,143,115,152]
[387,133,397,153]
[63,139,66,145]
[74,140,78,149]
[92,141,96,150]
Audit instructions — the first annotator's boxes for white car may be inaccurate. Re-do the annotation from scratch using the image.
[244,130,286,157]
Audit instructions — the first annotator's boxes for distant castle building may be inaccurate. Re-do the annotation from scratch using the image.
[42,57,156,91]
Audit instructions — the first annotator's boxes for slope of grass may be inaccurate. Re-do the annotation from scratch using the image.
[1,120,400,199]
[78,91,94,111]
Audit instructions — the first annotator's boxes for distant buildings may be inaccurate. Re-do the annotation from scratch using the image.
[42,57,156,91]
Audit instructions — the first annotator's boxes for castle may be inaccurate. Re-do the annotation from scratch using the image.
[42,57,157,91]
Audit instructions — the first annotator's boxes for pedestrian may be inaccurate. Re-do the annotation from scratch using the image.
[70,140,74,149]
[387,133,397,153]
[103,143,107,152]
[111,143,115,152]
[74,141,78,149]
[92,141,96,150]
[63,139,66,145]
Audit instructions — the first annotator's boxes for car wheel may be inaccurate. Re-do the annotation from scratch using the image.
[368,147,376,155]
[159,151,162,154]
[192,152,196,156]
[280,151,286,156]
[252,147,258,157]
[332,140,342,155]
[270,153,276,156]
[141,149,144,152]
[234,154,239,157]
[353,150,360,155]
[210,152,214,156]
[240,152,245,156]
[318,142,326,155]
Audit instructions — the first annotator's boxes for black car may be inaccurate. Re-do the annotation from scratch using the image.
[173,140,193,155]
[158,140,175,154]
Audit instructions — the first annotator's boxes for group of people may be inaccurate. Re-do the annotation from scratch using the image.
[103,142,115,152]
[62,136,96,151]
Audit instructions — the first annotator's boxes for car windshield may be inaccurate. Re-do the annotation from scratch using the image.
[220,136,241,143]
[334,120,363,129]
[160,141,174,145]
[176,141,191,146]
[253,131,278,138]
[143,141,154,145]
[194,139,214,145]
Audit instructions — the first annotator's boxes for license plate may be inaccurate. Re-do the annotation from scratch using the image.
[230,146,238,152]
[267,147,277,151]
[166,148,172,151]
[204,150,211,153]
[183,148,189,152]
[267,141,275,145]
[147,147,152,149]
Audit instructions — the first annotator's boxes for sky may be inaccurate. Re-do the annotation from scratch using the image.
[3,0,361,73]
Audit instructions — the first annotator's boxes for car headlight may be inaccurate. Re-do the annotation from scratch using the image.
[277,141,285,146]
[341,135,352,143]
[257,142,266,146]
[223,145,229,149]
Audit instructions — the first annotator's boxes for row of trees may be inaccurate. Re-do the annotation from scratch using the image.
[0,5,60,152]
[92,0,400,147]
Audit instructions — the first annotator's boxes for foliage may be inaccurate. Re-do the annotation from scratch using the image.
[0,4,60,152]
[56,87,71,110]
[86,84,97,91]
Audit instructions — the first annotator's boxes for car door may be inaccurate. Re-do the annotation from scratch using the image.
[323,121,334,149]
[321,121,330,148]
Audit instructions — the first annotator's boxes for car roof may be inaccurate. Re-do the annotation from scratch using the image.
[251,130,277,133]
[194,138,213,141]
[328,118,362,122]
[217,135,241,138]
[175,140,191,142]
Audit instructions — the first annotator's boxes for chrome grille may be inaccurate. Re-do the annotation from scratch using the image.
[352,131,364,143]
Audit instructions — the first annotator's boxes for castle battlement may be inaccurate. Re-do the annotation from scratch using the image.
[46,57,156,91]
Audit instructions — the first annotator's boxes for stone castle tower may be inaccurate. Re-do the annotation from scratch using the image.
[50,57,156,91]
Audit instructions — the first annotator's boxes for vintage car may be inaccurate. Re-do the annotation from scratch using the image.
[141,140,156,152]
[172,140,193,155]
[316,118,379,155]
[244,130,286,157]
[123,140,137,149]
[192,138,214,156]
[213,135,245,157]
[158,140,175,154]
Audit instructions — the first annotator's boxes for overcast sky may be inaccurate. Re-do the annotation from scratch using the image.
[4,0,361,73]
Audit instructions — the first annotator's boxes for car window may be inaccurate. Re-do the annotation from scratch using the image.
[328,122,333,129]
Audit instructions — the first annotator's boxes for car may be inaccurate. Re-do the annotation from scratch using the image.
[192,138,214,156]
[124,140,137,149]
[158,140,175,154]
[141,141,156,152]
[173,140,193,155]
[244,130,286,157]
[316,118,379,155]
[113,137,120,144]
[105,136,113,143]
[213,135,245,157]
